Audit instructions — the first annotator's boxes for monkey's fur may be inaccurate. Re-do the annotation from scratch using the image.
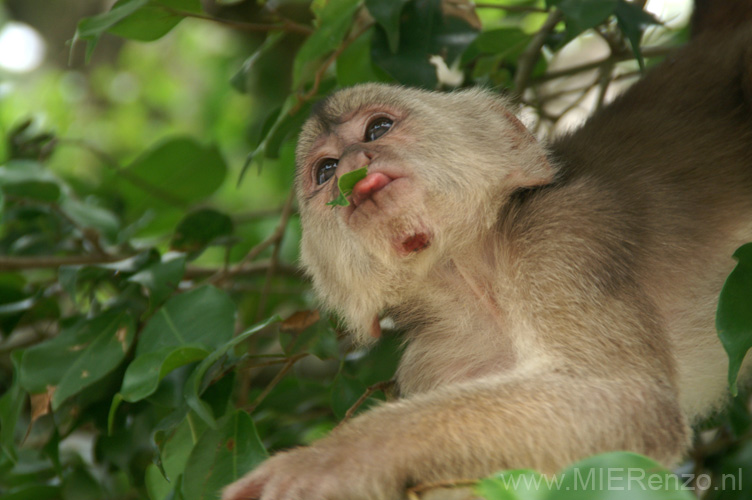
[223,13,752,500]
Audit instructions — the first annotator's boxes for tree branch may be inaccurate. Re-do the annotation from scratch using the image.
[254,188,297,320]
[532,45,674,83]
[162,7,313,35]
[336,380,396,429]
[473,3,547,13]
[514,9,564,94]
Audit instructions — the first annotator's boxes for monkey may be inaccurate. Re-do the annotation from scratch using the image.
[222,7,752,500]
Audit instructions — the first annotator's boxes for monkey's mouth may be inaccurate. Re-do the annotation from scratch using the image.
[347,172,433,255]
[351,172,393,207]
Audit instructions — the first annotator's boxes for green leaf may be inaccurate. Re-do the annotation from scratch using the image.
[717,243,752,396]
[549,0,618,39]
[136,285,236,356]
[181,410,268,500]
[336,28,392,86]
[184,316,279,426]
[365,0,409,53]
[171,208,234,253]
[107,0,202,42]
[145,463,172,500]
[551,452,695,499]
[280,318,340,360]
[59,198,120,243]
[614,0,661,71]
[62,466,103,500]
[159,415,206,482]
[121,137,227,208]
[330,368,367,420]
[345,333,403,386]
[128,253,186,306]
[231,32,285,93]
[371,0,479,88]
[74,0,150,60]
[291,0,361,90]
[58,251,160,300]
[0,181,60,203]
[0,351,25,462]
[326,166,368,207]
[240,95,313,181]
[19,311,135,410]
[476,469,548,500]
[0,161,62,203]
[461,28,532,66]
[0,485,61,500]
[120,345,209,403]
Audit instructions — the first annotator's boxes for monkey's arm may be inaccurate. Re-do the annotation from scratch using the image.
[222,368,688,500]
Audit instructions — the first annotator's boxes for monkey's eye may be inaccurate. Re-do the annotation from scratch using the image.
[365,117,393,142]
[315,158,338,185]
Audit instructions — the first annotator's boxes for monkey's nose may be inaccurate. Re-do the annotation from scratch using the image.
[351,172,392,206]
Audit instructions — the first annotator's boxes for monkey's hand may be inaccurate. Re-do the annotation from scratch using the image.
[220,427,406,500]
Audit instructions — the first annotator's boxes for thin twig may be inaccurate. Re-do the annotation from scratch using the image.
[473,3,547,13]
[254,188,297,321]
[291,21,374,114]
[514,9,564,94]
[234,206,296,222]
[406,478,479,499]
[595,60,614,111]
[0,255,130,271]
[335,380,396,429]
[184,260,301,280]
[532,45,674,83]
[244,353,309,412]
[0,255,301,278]
[211,189,297,286]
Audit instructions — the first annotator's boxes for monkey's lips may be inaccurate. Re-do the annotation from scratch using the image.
[351,172,393,207]
[349,172,432,255]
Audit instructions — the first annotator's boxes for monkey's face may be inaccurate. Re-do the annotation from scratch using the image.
[295,84,553,342]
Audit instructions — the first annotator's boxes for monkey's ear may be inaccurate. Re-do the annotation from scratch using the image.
[498,108,556,188]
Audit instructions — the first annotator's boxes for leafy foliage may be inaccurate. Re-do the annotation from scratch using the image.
[0,1,749,499]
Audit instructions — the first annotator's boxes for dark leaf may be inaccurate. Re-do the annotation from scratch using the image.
[291,0,361,90]
[184,316,279,427]
[181,410,268,500]
[171,208,234,254]
[127,253,186,306]
[717,243,752,396]
[549,0,618,40]
[336,27,393,86]
[135,285,236,356]
[330,368,366,420]
[19,311,135,410]
[108,0,202,42]
[371,0,479,88]
[365,0,410,53]
[614,0,661,71]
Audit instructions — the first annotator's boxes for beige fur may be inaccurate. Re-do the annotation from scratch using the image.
[223,25,752,500]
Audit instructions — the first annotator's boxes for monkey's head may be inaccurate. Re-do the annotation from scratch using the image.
[295,84,553,343]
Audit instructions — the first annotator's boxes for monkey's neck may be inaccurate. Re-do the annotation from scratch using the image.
[450,258,506,328]
[394,251,518,395]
